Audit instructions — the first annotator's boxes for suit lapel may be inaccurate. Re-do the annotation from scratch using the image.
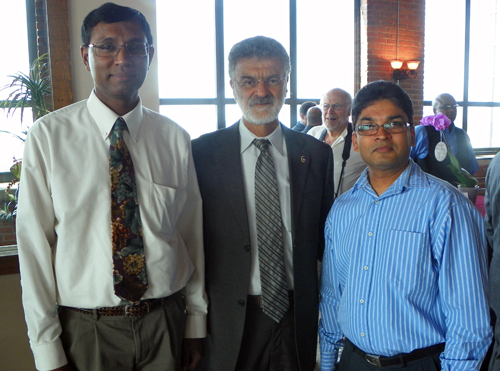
[282,125,311,239]
[213,123,250,236]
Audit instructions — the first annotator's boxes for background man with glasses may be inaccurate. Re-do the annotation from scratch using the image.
[411,93,479,186]
[192,36,333,371]
[308,88,366,198]
[319,81,491,371]
[16,3,207,370]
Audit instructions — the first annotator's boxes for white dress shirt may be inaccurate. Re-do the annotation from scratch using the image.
[308,125,366,196]
[239,121,294,294]
[16,91,207,371]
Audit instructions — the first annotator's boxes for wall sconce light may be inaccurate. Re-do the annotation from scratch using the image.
[391,60,420,80]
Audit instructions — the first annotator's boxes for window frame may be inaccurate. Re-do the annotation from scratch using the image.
[424,0,500,155]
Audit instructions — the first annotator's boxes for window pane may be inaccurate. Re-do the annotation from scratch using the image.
[223,0,289,98]
[469,0,500,101]
[159,105,217,139]
[467,107,500,148]
[424,0,465,101]
[0,0,30,172]
[156,1,216,98]
[296,0,354,98]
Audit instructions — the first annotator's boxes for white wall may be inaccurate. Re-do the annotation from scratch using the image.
[68,0,159,111]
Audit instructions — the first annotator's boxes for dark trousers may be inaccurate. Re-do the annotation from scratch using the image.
[59,292,186,371]
[337,339,441,371]
[234,294,300,371]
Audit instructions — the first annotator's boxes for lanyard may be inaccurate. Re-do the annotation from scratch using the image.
[321,125,353,199]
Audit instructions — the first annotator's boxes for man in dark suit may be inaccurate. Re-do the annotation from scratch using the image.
[192,36,334,371]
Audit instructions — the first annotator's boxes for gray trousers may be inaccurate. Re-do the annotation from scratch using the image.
[59,292,186,371]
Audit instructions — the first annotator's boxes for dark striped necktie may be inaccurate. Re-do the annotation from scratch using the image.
[253,139,289,322]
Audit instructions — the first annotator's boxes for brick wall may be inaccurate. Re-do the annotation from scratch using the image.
[360,0,425,123]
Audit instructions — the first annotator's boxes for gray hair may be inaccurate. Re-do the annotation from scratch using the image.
[228,36,291,79]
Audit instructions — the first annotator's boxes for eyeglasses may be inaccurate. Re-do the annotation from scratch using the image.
[322,103,347,111]
[233,77,285,90]
[436,104,459,109]
[355,121,411,136]
[87,42,151,57]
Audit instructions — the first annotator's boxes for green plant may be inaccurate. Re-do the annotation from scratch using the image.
[447,151,478,188]
[0,54,52,220]
[0,53,52,132]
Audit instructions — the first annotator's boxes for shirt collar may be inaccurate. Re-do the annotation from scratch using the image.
[239,119,285,156]
[87,90,143,142]
[351,159,429,198]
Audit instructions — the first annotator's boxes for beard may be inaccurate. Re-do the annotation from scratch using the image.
[237,94,285,125]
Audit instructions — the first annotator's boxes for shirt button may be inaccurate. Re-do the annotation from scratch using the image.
[238,300,245,307]
[360,299,364,304]
[368,232,373,237]
[244,245,250,252]
[375,200,379,204]
[364,266,369,270]
[361,332,365,337]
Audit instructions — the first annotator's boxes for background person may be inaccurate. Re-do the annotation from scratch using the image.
[411,93,478,186]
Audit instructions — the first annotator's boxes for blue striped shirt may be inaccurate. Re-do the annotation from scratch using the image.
[319,160,491,371]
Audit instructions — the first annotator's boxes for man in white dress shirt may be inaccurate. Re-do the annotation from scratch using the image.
[16,3,206,371]
[308,88,366,198]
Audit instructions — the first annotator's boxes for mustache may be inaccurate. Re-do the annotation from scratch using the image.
[249,96,275,105]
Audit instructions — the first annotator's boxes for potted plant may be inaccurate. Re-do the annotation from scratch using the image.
[419,113,479,202]
[0,54,52,220]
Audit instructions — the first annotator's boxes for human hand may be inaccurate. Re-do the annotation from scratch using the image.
[181,338,204,371]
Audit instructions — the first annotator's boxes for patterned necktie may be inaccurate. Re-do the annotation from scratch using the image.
[253,139,289,322]
[109,117,148,303]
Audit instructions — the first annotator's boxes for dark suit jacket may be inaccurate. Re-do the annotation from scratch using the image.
[192,122,334,371]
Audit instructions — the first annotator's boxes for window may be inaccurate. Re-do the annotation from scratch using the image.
[156,0,355,139]
[424,0,500,152]
[0,0,33,172]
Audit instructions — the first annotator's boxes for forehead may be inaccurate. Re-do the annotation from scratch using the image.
[322,90,348,105]
[357,99,408,122]
[435,95,456,106]
[89,20,147,43]
[233,57,285,77]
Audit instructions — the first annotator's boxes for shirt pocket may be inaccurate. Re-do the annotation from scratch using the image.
[379,229,429,290]
[150,182,178,236]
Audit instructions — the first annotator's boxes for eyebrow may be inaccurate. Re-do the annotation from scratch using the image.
[238,74,282,79]
[358,114,406,122]
[93,36,146,44]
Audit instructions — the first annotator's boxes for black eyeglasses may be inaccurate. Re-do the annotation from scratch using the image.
[355,121,411,136]
[87,42,151,57]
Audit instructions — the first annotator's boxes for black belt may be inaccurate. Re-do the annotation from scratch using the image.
[347,339,445,367]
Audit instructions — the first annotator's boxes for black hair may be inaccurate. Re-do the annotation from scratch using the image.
[299,101,317,116]
[351,80,414,126]
[81,2,153,46]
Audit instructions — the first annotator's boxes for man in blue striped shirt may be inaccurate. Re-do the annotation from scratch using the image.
[319,80,491,371]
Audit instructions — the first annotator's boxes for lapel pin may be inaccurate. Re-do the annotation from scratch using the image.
[300,156,306,163]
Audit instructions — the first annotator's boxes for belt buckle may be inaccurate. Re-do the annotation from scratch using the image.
[365,354,382,367]
[124,304,134,317]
